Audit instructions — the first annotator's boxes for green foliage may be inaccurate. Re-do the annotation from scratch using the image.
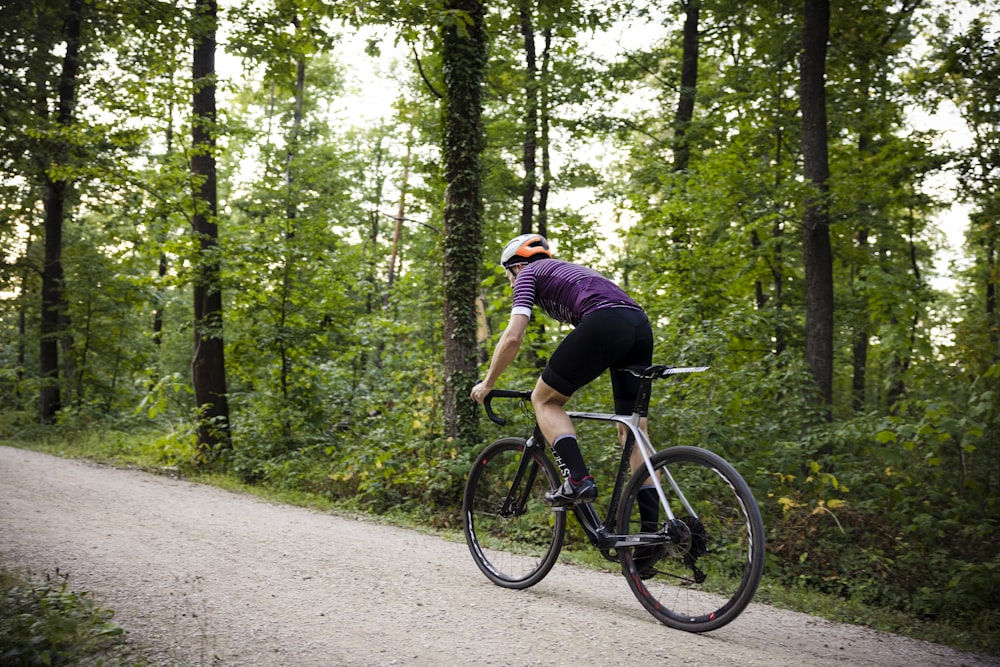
[0,569,127,667]
[1,0,999,656]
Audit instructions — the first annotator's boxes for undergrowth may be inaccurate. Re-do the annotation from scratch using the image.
[0,568,135,666]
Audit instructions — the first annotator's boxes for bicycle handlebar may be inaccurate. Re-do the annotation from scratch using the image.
[483,389,532,426]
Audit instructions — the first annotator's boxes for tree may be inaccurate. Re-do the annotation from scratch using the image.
[799,0,834,408]
[930,12,1000,525]
[672,0,700,173]
[823,0,928,412]
[190,0,232,456]
[517,0,538,234]
[937,15,1000,363]
[38,0,85,423]
[441,0,488,444]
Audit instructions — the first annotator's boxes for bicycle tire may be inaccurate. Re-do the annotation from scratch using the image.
[617,445,765,632]
[462,437,566,589]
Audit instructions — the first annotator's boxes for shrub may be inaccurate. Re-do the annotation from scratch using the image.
[0,569,126,666]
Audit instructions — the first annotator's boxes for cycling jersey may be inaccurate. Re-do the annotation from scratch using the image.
[508,259,651,409]
[511,259,643,326]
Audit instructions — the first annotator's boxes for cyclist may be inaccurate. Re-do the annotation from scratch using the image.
[470,234,656,512]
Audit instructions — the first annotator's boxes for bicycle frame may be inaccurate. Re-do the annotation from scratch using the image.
[507,365,709,559]
[552,411,683,557]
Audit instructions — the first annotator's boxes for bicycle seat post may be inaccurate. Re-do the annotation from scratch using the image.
[629,365,664,418]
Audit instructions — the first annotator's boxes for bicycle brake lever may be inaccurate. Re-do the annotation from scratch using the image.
[482,389,532,427]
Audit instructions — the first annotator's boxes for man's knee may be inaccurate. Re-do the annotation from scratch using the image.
[532,377,570,410]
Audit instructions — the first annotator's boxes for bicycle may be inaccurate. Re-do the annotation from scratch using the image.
[462,365,765,633]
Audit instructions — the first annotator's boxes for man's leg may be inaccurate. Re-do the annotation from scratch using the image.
[617,419,650,478]
[532,376,574,444]
[620,419,666,576]
[533,377,596,504]
[532,377,588,479]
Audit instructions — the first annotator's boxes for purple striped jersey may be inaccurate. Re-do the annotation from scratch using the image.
[510,259,642,326]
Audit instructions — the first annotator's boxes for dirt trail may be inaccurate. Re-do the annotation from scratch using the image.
[1,445,995,667]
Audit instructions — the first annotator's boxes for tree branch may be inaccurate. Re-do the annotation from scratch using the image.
[412,46,443,100]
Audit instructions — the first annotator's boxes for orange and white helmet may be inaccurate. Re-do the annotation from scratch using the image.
[500,234,551,268]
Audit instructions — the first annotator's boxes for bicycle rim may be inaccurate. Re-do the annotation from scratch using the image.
[618,446,765,632]
[462,438,566,589]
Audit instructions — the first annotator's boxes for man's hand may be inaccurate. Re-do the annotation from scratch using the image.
[470,381,493,405]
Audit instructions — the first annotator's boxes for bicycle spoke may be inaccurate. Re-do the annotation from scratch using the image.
[618,446,765,633]
[463,438,566,589]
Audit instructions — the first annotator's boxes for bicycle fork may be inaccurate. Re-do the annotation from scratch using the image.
[499,437,544,518]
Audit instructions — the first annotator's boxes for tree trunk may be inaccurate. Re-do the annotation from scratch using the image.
[988,234,998,354]
[39,179,66,423]
[191,0,231,457]
[441,0,487,444]
[752,231,767,311]
[387,132,413,296]
[888,217,923,410]
[17,250,29,395]
[673,0,700,172]
[153,99,175,353]
[767,64,787,356]
[850,57,873,412]
[153,251,167,348]
[799,0,834,408]
[518,0,538,235]
[852,227,869,412]
[773,216,786,355]
[379,130,413,369]
[39,0,84,424]
[279,31,306,412]
[537,28,551,236]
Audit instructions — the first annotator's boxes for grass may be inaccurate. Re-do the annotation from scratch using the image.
[0,568,139,666]
[3,424,998,660]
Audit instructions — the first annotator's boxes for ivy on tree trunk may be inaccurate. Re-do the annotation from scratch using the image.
[441,0,487,445]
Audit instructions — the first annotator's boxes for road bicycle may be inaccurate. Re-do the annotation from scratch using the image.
[462,365,765,633]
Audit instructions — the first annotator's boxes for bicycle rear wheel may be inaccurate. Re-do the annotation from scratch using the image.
[462,437,566,589]
[617,445,765,633]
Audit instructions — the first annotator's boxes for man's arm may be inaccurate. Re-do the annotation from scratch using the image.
[470,313,530,404]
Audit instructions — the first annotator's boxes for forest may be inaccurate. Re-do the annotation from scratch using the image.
[1,0,997,652]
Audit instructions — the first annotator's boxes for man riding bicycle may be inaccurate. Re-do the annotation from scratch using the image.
[470,234,656,511]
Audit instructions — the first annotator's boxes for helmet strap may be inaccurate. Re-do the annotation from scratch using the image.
[507,263,526,275]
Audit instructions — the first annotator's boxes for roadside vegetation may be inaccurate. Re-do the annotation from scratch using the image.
[0,567,137,666]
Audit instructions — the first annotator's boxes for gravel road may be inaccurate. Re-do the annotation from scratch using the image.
[1,445,996,667]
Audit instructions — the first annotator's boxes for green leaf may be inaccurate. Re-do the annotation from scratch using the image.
[875,430,897,444]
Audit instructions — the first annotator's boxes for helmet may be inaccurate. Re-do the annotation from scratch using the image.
[500,234,551,268]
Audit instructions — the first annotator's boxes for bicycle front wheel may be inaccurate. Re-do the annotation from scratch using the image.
[462,437,566,589]
[618,445,765,633]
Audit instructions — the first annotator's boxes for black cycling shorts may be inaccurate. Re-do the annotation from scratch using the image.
[541,307,654,414]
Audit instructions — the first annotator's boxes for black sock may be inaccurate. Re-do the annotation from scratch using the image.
[637,487,659,532]
[551,435,589,481]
